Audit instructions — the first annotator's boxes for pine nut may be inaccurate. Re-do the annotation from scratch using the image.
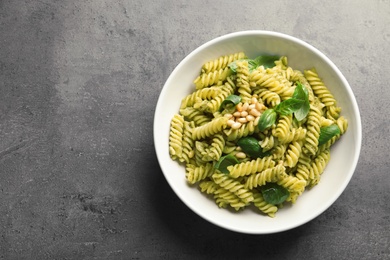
[237,117,247,123]
[236,103,243,112]
[235,152,247,159]
[240,111,248,117]
[246,115,255,121]
[242,102,249,111]
[254,116,260,125]
[251,97,258,104]
[235,146,242,151]
[233,111,241,117]
[256,102,265,111]
[224,113,233,119]
[227,119,235,127]
[231,122,242,129]
[248,104,256,110]
[249,109,261,117]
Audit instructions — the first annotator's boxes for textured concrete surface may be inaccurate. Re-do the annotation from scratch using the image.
[0,0,389,259]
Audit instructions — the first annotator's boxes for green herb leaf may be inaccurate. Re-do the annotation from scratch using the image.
[214,154,239,174]
[275,98,305,115]
[253,55,280,69]
[247,59,259,71]
[258,109,277,132]
[237,136,270,158]
[292,82,308,100]
[219,95,242,112]
[294,100,310,122]
[260,182,290,205]
[272,82,309,120]
[318,124,341,146]
[292,82,310,121]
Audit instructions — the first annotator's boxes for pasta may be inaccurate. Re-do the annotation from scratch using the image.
[212,172,254,204]
[227,156,276,178]
[201,52,246,73]
[236,60,252,102]
[168,52,348,217]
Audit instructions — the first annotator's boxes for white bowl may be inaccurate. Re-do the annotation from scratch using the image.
[154,30,362,234]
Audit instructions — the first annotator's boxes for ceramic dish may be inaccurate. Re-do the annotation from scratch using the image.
[154,30,362,234]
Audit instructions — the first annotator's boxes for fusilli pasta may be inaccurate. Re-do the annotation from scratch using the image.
[168,52,348,217]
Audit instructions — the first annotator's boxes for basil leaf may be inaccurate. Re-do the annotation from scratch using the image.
[247,59,259,71]
[292,82,310,121]
[258,109,277,132]
[275,98,304,115]
[292,82,308,100]
[214,154,239,174]
[253,55,280,69]
[318,124,341,146]
[294,100,310,122]
[237,136,270,158]
[260,182,290,205]
[219,95,242,112]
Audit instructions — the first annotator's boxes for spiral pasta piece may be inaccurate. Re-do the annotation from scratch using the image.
[281,127,307,144]
[212,173,254,204]
[223,120,257,141]
[222,141,237,154]
[244,163,286,190]
[252,190,278,217]
[276,173,307,203]
[236,60,252,102]
[206,134,225,161]
[295,152,312,184]
[179,107,211,126]
[250,68,294,99]
[309,149,331,187]
[304,69,335,106]
[302,102,322,156]
[205,76,236,113]
[272,143,288,160]
[201,52,246,73]
[186,163,215,184]
[194,140,212,163]
[199,180,219,194]
[227,156,276,178]
[279,66,295,82]
[192,117,228,140]
[284,141,303,168]
[194,67,232,89]
[325,106,342,121]
[180,121,195,163]
[259,134,275,152]
[169,114,184,160]
[180,86,221,109]
[214,188,247,210]
[254,88,281,107]
[273,115,292,142]
[274,56,288,69]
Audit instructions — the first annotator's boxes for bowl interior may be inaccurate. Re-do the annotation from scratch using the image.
[154,31,361,234]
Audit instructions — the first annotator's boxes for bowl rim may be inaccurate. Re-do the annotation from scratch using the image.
[154,30,362,234]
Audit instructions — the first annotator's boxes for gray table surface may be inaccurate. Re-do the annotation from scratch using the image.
[1,0,389,259]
